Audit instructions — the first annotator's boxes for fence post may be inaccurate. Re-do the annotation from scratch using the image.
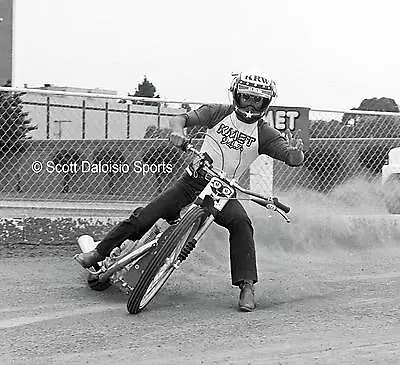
[82,100,86,139]
[157,103,161,129]
[127,104,130,139]
[105,101,109,139]
[46,96,50,139]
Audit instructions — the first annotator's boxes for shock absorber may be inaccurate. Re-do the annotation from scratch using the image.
[140,223,161,245]
[178,239,198,262]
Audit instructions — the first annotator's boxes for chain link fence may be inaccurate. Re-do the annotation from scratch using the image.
[273,108,400,214]
[1,87,400,214]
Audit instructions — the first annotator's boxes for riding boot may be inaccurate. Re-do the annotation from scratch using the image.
[75,249,105,268]
[238,280,256,312]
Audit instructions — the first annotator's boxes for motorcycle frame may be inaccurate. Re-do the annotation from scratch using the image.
[80,143,290,288]
[85,175,235,284]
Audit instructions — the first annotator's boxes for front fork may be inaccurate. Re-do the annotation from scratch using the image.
[172,193,230,269]
[171,213,215,270]
[192,214,215,244]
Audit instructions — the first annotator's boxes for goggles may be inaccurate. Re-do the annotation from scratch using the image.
[240,93,264,103]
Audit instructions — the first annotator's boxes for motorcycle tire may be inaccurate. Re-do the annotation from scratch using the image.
[126,206,206,314]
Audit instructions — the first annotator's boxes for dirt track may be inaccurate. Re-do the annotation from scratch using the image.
[1,181,400,364]
[1,206,400,364]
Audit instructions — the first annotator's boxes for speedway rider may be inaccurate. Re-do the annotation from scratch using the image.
[76,71,304,312]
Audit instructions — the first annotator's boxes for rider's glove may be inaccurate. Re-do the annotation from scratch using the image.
[285,128,304,151]
[169,132,187,148]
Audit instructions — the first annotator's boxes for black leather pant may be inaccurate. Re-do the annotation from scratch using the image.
[95,172,258,285]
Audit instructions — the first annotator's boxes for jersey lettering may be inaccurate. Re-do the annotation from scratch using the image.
[216,123,256,151]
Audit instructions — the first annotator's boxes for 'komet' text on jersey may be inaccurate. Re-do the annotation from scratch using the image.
[216,123,256,151]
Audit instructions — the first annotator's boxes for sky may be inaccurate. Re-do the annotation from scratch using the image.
[13,0,400,110]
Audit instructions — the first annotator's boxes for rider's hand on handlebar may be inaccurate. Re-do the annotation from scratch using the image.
[169,132,187,149]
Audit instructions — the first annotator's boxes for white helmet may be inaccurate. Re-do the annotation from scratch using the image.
[230,71,277,123]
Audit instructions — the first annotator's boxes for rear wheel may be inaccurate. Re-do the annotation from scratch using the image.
[126,206,206,314]
[86,223,164,292]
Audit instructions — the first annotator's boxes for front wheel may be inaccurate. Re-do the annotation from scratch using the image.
[126,206,206,314]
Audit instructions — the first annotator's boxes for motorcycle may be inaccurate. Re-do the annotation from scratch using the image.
[74,140,291,314]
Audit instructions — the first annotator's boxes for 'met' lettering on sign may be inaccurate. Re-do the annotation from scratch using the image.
[265,110,300,131]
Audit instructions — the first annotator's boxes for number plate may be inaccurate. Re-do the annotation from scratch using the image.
[209,177,235,198]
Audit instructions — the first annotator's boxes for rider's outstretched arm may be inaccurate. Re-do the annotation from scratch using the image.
[258,122,304,167]
[169,104,232,148]
[170,104,233,130]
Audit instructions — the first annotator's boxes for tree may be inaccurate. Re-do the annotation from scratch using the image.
[0,80,36,153]
[358,97,398,113]
[131,76,159,106]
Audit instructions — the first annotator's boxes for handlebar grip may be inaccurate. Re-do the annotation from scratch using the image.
[180,139,190,152]
[273,198,290,213]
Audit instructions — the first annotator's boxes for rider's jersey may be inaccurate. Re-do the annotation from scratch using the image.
[183,104,303,179]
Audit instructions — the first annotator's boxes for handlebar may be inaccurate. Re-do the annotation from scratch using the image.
[179,139,291,223]
[181,139,191,153]
[273,198,291,214]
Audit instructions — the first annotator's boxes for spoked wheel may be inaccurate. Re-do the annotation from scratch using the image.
[127,206,206,314]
